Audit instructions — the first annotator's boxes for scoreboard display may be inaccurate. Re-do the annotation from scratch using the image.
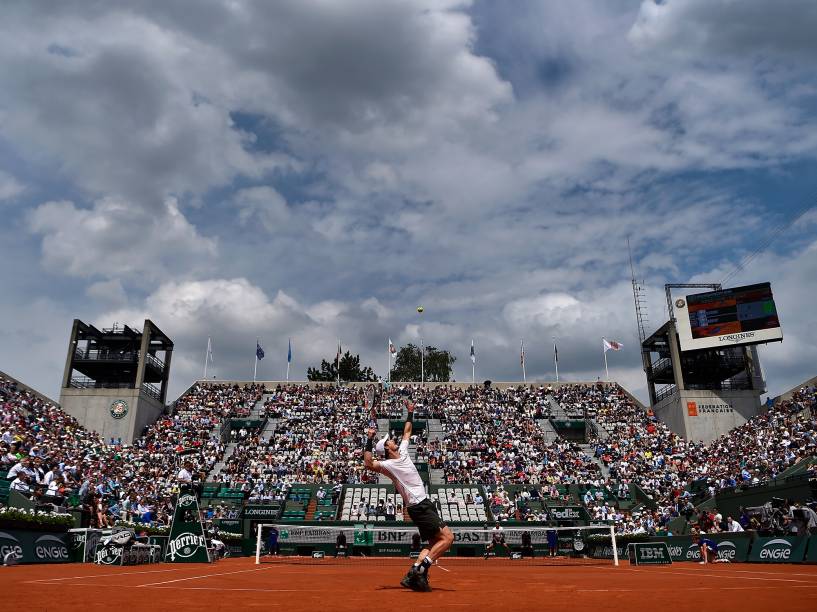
[674,282,782,352]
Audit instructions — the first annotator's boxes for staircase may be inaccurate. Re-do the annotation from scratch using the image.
[427,419,445,484]
[209,441,238,479]
[579,442,609,478]
[589,419,610,441]
[547,395,568,420]
[377,419,392,484]
[249,397,265,419]
[262,418,277,439]
[537,419,559,443]
[305,497,318,520]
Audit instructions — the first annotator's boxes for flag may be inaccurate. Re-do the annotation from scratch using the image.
[470,339,475,364]
[287,338,292,364]
[388,338,396,354]
[603,338,623,352]
[336,342,342,361]
[256,342,265,360]
[554,341,558,364]
[520,340,525,366]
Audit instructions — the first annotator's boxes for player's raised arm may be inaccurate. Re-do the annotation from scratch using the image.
[402,400,414,441]
[363,427,381,472]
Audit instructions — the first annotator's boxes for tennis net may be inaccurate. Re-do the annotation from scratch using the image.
[255,523,619,566]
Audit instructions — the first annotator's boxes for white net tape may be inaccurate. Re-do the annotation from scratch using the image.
[255,523,618,566]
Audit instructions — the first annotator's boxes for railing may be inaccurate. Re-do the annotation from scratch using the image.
[144,352,165,370]
[655,385,676,403]
[650,357,672,378]
[73,349,165,370]
[141,382,161,400]
[686,380,752,392]
[69,377,133,390]
[74,349,138,362]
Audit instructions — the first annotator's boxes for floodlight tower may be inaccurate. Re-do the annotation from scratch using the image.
[641,283,779,442]
[59,319,173,443]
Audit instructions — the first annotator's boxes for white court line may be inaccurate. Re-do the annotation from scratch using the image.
[654,566,817,578]
[604,566,814,583]
[45,583,318,593]
[577,585,817,593]
[137,565,275,587]
[25,565,197,583]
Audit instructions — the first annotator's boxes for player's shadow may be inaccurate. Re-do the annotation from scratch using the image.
[376,585,455,592]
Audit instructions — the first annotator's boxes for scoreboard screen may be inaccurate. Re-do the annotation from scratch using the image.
[674,282,782,352]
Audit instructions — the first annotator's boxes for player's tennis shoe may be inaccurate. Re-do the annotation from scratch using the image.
[400,567,418,589]
[411,573,432,592]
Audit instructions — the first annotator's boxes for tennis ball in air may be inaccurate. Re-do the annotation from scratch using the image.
[417,306,424,313]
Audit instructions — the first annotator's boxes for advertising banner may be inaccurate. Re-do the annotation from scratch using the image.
[68,528,103,563]
[628,542,672,565]
[806,536,817,563]
[165,489,210,563]
[748,537,807,563]
[243,505,283,520]
[546,506,589,522]
[0,529,70,564]
[659,534,751,562]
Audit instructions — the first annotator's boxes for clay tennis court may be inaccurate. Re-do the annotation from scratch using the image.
[3,558,817,611]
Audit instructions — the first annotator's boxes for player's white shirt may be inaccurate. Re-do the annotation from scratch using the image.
[378,439,427,507]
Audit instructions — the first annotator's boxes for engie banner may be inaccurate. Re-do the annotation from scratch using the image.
[0,529,70,564]
[662,533,752,563]
[748,536,807,563]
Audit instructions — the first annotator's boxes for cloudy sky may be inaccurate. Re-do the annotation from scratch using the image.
[1,0,816,403]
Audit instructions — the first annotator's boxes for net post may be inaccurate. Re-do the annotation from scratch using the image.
[610,525,619,567]
[255,523,263,565]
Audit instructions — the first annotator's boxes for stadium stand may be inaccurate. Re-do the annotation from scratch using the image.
[341,485,404,521]
[430,485,489,522]
[1,370,815,540]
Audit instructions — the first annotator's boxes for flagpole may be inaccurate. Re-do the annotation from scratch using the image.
[603,337,609,381]
[286,338,291,383]
[203,337,211,379]
[387,339,391,384]
[470,339,475,385]
[254,337,259,382]
[337,339,340,385]
[420,337,424,385]
[521,339,526,383]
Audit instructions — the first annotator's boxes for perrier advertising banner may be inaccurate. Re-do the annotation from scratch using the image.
[165,489,210,563]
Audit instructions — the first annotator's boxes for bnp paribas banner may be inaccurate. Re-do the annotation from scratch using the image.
[165,490,210,563]
[748,536,807,563]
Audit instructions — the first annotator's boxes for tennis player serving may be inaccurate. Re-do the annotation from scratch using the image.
[363,400,454,592]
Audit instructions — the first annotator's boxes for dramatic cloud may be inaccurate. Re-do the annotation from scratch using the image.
[630,0,817,57]
[0,1,815,403]
[27,197,217,283]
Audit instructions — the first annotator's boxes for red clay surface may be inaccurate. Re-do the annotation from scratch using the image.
[2,557,817,612]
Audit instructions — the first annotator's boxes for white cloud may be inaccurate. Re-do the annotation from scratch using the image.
[27,197,217,283]
[629,0,817,57]
[0,170,25,202]
[233,186,291,231]
[0,1,815,407]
